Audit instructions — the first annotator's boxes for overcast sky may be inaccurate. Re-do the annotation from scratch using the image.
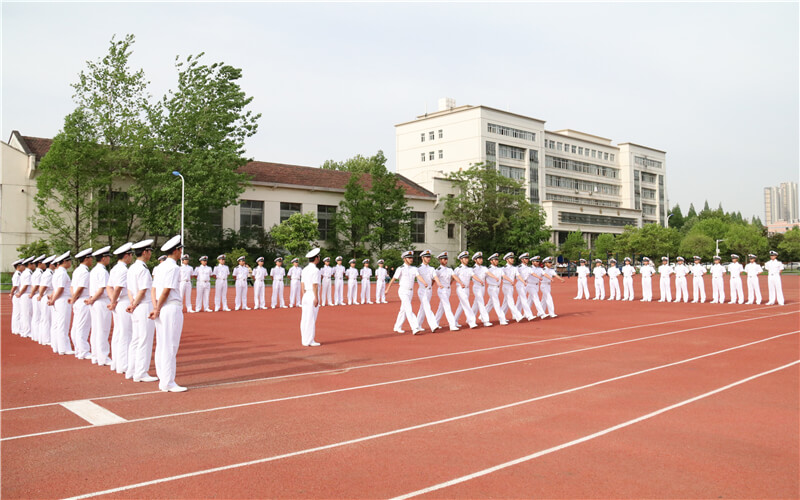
[3,2,798,220]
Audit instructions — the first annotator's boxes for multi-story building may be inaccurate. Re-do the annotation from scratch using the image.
[395,98,669,248]
[764,181,798,225]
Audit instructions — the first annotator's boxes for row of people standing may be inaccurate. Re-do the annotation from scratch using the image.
[8,237,188,392]
[573,252,786,305]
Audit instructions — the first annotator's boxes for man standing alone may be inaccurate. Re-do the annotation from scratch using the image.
[300,248,322,347]
[151,235,187,392]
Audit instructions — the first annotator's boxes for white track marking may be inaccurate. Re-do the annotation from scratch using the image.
[60,400,127,426]
[2,315,795,442]
[62,333,799,499]
[393,359,800,499]
[2,305,790,413]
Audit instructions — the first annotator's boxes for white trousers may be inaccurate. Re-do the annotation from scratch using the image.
[594,278,605,300]
[659,278,672,301]
[729,278,744,304]
[71,300,92,357]
[90,299,112,364]
[195,281,210,311]
[623,276,634,301]
[300,291,319,345]
[641,277,652,301]
[767,275,784,305]
[524,284,546,316]
[235,281,248,309]
[111,299,132,374]
[540,287,555,315]
[470,285,492,325]
[214,282,229,310]
[434,287,458,330]
[416,287,439,330]
[52,299,73,354]
[486,285,508,324]
[500,284,523,321]
[127,303,155,380]
[361,279,371,304]
[575,277,590,299]
[181,281,193,311]
[334,279,344,305]
[18,295,32,337]
[273,280,287,308]
[746,276,761,304]
[674,277,688,302]
[513,283,535,319]
[155,302,184,391]
[394,288,420,332]
[320,278,332,306]
[30,294,40,341]
[376,280,386,303]
[608,277,621,300]
[253,281,266,308]
[712,276,725,303]
[347,280,358,305]
[37,298,52,347]
[692,277,706,302]
[11,294,20,334]
[288,280,300,307]
[453,286,477,328]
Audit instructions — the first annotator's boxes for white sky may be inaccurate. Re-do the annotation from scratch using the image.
[2,2,798,220]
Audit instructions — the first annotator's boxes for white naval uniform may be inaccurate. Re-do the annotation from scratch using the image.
[38,268,54,348]
[252,265,268,309]
[109,260,132,374]
[485,265,508,325]
[621,264,635,301]
[51,266,73,354]
[300,262,320,346]
[415,263,440,330]
[286,265,300,307]
[525,266,547,317]
[89,262,112,365]
[607,266,621,301]
[193,265,212,312]
[346,267,359,305]
[673,264,690,303]
[180,264,194,312]
[709,263,726,303]
[375,267,388,303]
[575,265,590,299]
[127,260,155,380]
[433,265,459,330]
[657,264,673,302]
[470,264,493,325]
[640,265,655,302]
[213,264,230,311]
[514,264,537,319]
[690,264,707,303]
[592,266,607,300]
[452,264,478,328]
[499,265,524,322]
[153,257,184,391]
[320,265,334,306]
[11,270,21,334]
[272,266,288,308]
[744,262,763,304]
[30,267,42,341]
[70,263,92,358]
[727,262,744,304]
[540,267,557,316]
[392,264,422,332]
[18,268,33,337]
[764,259,785,305]
[360,266,373,304]
[233,265,250,310]
[333,264,345,305]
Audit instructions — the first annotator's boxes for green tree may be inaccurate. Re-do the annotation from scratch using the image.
[689,218,731,242]
[335,174,372,258]
[777,227,800,261]
[560,230,588,261]
[669,204,685,230]
[686,203,698,219]
[699,200,713,219]
[633,223,681,258]
[321,151,388,175]
[613,225,639,257]
[725,224,767,259]
[16,240,52,260]
[593,233,616,258]
[505,204,551,254]
[271,212,321,257]
[364,161,412,254]
[678,233,715,261]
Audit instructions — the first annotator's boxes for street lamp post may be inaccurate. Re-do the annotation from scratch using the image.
[666,213,674,227]
[716,239,725,257]
[172,171,185,246]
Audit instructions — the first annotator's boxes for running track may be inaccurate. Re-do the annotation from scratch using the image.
[2,275,798,498]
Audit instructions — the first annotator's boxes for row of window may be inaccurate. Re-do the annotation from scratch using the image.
[641,188,657,200]
[487,123,536,142]
[498,143,526,161]
[559,211,638,227]
[635,156,662,169]
[420,129,444,142]
[545,140,615,162]
[640,171,658,183]
[545,193,621,208]
[499,164,525,181]
[545,156,620,179]
[545,175,621,196]
[420,150,444,162]
[642,203,657,216]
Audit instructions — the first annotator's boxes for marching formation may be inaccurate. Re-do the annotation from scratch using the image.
[572,252,786,305]
[9,236,188,393]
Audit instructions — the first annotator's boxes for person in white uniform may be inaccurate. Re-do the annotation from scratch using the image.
[125,240,158,383]
[37,256,56,348]
[525,256,548,318]
[375,259,388,303]
[513,253,537,321]
[212,255,231,311]
[468,252,493,326]
[452,251,479,329]
[179,255,194,313]
[151,235,187,392]
[415,250,441,331]
[252,257,268,309]
[621,257,635,301]
[727,254,744,304]
[29,256,45,342]
[607,259,621,301]
[709,256,726,304]
[319,257,334,306]
[233,256,251,310]
[70,248,93,358]
[387,250,426,335]
[657,257,673,302]
[485,253,509,326]
[108,243,134,374]
[333,256,345,305]
[540,257,565,317]
[87,247,113,365]
[300,248,322,346]
[639,257,655,302]
[499,253,525,322]
[764,250,785,305]
[286,258,301,308]
[345,259,360,305]
[690,256,707,303]
[193,256,213,312]
[673,256,690,303]
[16,257,35,338]
[574,259,591,300]
[48,252,75,355]
[744,254,763,305]
[10,259,23,334]
[360,259,373,304]
[592,259,607,300]
[433,252,461,331]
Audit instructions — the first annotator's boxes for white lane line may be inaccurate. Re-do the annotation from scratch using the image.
[2,304,790,413]
[60,400,128,426]
[62,332,799,500]
[392,359,800,500]
[3,314,795,442]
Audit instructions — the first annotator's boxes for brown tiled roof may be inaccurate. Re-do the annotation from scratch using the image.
[20,135,53,161]
[239,161,435,199]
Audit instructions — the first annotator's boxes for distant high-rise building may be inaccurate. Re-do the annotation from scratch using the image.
[764,181,798,224]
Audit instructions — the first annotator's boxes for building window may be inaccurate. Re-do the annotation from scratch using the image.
[421,152,426,162]
[438,129,443,139]
[97,190,129,234]
[545,174,621,195]
[420,133,425,142]
[487,123,535,142]
[591,150,596,158]
[317,205,336,240]
[207,207,223,228]
[279,202,301,223]
[447,223,455,239]
[578,147,583,155]
[634,156,662,169]
[429,131,435,141]
[585,149,590,157]
[634,170,641,210]
[498,144,526,161]
[486,141,496,156]
[641,172,657,183]
[604,152,609,160]
[499,164,525,181]
[438,150,443,159]
[571,145,577,154]
[610,153,615,162]
[411,212,426,243]
[557,142,562,151]
[429,151,435,161]
[558,211,638,227]
[545,156,620,178]
[545,193,620,207]
[240,200,264,228]
[642,188,657,200]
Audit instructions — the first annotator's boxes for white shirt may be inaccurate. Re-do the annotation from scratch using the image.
[253,266,267,282]
[334,264,345,280]
[607,266,621,279]
[12,270,20,291]
[301,262,320,293]
[71,264,90,298]
[764,259,784,276]
[472,264,488,287]
[502,264,519,286]
[517,264,532,285]
[321,265,333,280]
[20,268,32,291]
[621,265,635,278]
[233,265,250,282]
[31,268,42,288]
[194,264,212,283]
[576,266,590,279]
[540,267,556,291]
[153,257,182,305]
[40,268,54,295]
[640,265,655,279]
[271,266,287,282]
[345,267,359,281]
[180,264,194,282]
[690,264,707,278]
[658,264,673,277]
[417,263,435,289]
[454,264,473,288]
[528,266,544,286]
[213,264,230,281]
[436,265,454,288]
[89,263,110,300]
[52,266,71,300]
[727,262,744,278]
[109,261,129,301]
[392,264,419,290]
[127,260,153,305]
[709,263,726,279]
[744,262,762,278]
[360,267,373,281]
[674,264,690,279]
[485,265,502,287]
[593,266,607,279]
[376,267,388,282]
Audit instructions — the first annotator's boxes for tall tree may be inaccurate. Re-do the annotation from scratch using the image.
[335,174,372,258]
[504,204,552,253]
[366,163,412,253]
[669,204,685,230]
[560,230,588,261]
[778,227,800,261]
[321,151,387,175]
[271,212,321,257]
[593,233,616,257]
[632,223,681,258]
[686,203,698,219]
[725,224,767,259]
[678,233,716,261]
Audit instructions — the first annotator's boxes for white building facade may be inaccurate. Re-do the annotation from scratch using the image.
[395,99,668,248]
